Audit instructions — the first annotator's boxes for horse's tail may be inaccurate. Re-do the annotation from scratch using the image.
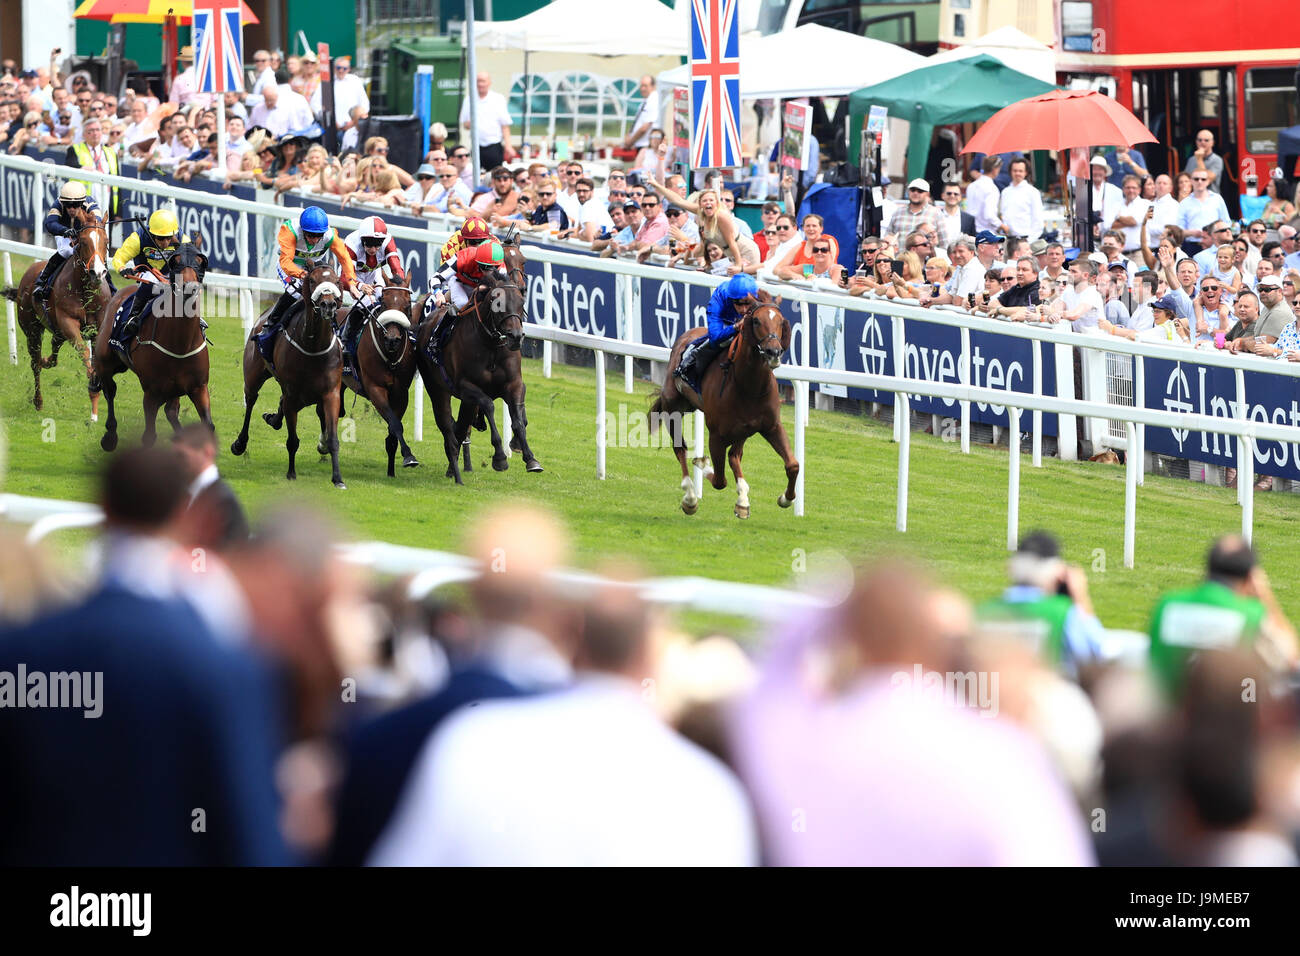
[0,286,18,303]
[646,391,665,434]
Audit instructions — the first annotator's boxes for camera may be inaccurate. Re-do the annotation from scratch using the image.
[625,171,642,188]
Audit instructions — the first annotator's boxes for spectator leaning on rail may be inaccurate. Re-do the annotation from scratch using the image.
[1227,277,1291,356]
[1059,258,1104,332]
[975,531,1104,680]
[1148,535,1297,700]
[986,257,1042,320]
[1098,270,1160,340]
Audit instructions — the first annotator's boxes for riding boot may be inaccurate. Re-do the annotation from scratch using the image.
[33,253,67,302]
[676,338,724,392]
[343,309,364,355]
[120,286,153,341]
[260,292,296,343]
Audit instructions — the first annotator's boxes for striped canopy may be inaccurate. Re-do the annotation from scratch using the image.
[73,0,259,25]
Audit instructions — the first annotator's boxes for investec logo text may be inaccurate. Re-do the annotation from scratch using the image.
[1163,362,1300,465]
[525,269,610,336]
[859,314,1026,413]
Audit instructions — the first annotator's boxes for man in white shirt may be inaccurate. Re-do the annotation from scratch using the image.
[367,584,757,867]
[1038,241,1068,284]
[967,154,1003,233]
[225,114,249,155]
[1110,174,1150,254]
[277,80,315,133]
[428,165,471,214]
[459,71,516,174]
[248,84,294,139]
[623,75,660,150]
[1060,258,1105,332]
[998,157,1043,241]
[929,237,984,306]
[1177,169,1231,253]
[1147,173,1180,246]
[309,55,370,138]
[246,50,277,107]
[1281,225,1300,272]
[572,176,615,241]
[1241,219,1267,275]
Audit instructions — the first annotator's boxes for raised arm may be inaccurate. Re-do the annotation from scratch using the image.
[646,177,698,214]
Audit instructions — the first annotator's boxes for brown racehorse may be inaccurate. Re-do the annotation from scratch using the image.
[231,265,346,488]
[415,268,541,483]
[336,279,419,476]
[1,206,111,418]
[649,296,799,518]
[93,237,212,450]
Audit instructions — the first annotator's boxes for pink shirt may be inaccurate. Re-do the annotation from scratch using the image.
[635,211,668,246]
[168,68,214,109]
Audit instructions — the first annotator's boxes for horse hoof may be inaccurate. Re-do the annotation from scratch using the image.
[263,412,282,430]
[403,456,420,468]
[525,459,544,473]
[445,466,456,478]
[682,498,698,516]
[286,471,297,481]
[735,504,750,519]
[316,443,327,456]
[509,437,522,452]
[778,494,793,509]
[90,412,98,423]
[230,437,246,456]
[492,456,509,472]
[100,432,118,452]
[334,481,347,490]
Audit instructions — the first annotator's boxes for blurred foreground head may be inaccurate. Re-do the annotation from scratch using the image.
[1009,530,1064,591]
[1206,535,1256,589]
[100,445,189,534]
[465,503,571,623]
[834,560,950,677]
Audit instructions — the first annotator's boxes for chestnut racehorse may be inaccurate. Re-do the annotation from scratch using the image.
[1,205,111,418]
[93,237,212,450]
[337,279,419,477]
[231,265,346,488]
[649,297,799,518]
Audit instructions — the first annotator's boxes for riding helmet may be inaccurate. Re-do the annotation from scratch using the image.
[59,181,88,205]
[460,218,491,243]
[300,206,330,234]
[148,208,179,237]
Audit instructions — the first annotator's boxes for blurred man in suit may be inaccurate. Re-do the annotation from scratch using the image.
[173,423,248,551]
[328,504,575,866]
[0,446,288,865]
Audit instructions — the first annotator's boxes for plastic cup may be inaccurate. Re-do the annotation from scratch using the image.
[1215,331,1226,349]
[802,264,814,278]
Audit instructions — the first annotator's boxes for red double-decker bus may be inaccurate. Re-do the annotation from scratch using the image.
[1055,1,1299,214]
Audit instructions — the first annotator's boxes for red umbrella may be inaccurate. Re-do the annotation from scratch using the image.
[961,89,1157,155]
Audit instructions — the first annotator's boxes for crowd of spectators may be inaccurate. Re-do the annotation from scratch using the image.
[2,442,1299,867]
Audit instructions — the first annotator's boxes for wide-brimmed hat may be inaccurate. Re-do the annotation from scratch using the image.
[244,128,272,154]
[177,45,195,62]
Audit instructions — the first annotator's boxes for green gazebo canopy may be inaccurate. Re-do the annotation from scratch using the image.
[849,54,1057,182]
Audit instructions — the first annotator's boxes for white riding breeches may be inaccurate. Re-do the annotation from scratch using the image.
[447,276,471,311]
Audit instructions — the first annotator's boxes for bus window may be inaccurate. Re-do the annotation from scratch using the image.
[1245,67,1300,156]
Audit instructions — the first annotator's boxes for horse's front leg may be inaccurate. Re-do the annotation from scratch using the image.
[505,380,542,473]
[760,424,800,509]
[140,391,163,447]
[164,398,183,434]
[461,384,507,471]
[729,437,750,519]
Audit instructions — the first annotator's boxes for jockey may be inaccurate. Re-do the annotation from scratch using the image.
[261,205,365,346]
[109,208,185,343]
[34,181,104,303]
[424,239,505,320]
[440,216,492,263]
[675,273,761,391]
[342,215,406,353]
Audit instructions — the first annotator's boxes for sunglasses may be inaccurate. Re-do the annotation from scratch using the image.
[1193,177,1208,182]
[776,224,793,231]
[1001,277,1016,283]
[361,238,383,247]
[642,200,659,207]
[1202,286,1220,293]
[1250,227,1266,233]
[438,173,456,179]
[812,246,830,253]
[373,147,388,154]
[539,191,555,197]
[609,190,627,198]
[862,249,878,255]
[417,175,433,180]
[452,152,468,159]
[763,230,777,237]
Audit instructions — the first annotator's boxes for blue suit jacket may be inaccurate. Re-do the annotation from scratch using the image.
[0,584,289,866]
[326,664,526,866]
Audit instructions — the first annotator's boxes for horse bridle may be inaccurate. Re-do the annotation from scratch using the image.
[367,287,413,369]
[70,216,110,310]
[744,303,784,355]
[284,271,342,356]
[470,279,525,349]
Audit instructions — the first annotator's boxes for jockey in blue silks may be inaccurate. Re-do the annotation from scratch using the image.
[674,272,760,392]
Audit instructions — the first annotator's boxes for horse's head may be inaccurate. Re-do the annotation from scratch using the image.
[500,229,528,291]
[166,236,208,288]
[378,276,412,319]
[477,268,525,351]
[746,302,789,370]
[374,308,412,363]
[304,265,343,316]
[69,206,108,285]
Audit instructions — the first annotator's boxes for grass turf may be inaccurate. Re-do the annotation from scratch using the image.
[2,252,1297,634]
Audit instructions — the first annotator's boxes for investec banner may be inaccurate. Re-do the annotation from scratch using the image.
[0,148,257,275]
[1143,357,1300,482]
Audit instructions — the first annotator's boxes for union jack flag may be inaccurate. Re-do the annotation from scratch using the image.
[193,0,244,95]
[689,0,742,169]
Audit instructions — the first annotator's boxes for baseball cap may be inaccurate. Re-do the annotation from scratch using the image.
[1088,251,1109,267]
[975,230,1002,246]
[1258,275,1283,289]
[415,163,438,178]
[1150,294,1181,313]
[907,178,930,192]
[665,204,684,215]
[1107,260,1130,273]
[1090,154,1111,169]
[1030,239,1049,255]
[622,199,641,211]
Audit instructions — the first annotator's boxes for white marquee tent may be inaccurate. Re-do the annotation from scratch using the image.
[655,24,926,100]
[926,26,1057,85]
[470,0,688,56]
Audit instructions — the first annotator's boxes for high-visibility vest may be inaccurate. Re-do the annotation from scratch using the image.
[1148,580,1265,698]
[976,592,1073,667]
[71,141,119,216]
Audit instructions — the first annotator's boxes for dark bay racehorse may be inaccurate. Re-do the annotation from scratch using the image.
[2,205,111,417]
[231,265,346,488]
[415,268,541,483]
[650,296,799,518]
[93,237,212,450]
[337,279,419,477]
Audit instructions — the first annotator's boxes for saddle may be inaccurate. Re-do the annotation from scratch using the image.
[107,293,138,369]
[255,299,306,365]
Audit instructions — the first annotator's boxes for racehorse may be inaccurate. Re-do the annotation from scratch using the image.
[231,265,346,488]
[1,205,111,418]
[415,267,541,483]
[649,295,799,518]
[336,278,419,477]
[93,237,212,450]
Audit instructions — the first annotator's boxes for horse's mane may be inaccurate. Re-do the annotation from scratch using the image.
[68,204,100,229]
